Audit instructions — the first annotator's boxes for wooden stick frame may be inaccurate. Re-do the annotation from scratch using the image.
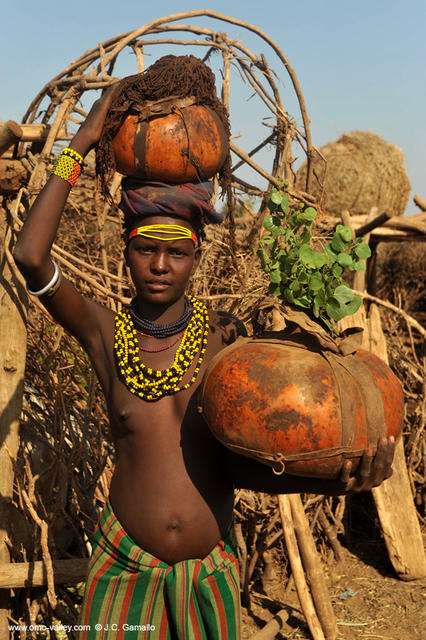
[18,11,316,197]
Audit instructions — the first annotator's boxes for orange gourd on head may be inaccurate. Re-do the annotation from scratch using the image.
[112,102,228,183]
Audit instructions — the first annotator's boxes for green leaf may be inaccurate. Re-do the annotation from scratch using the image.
[326,298,346,321]
[295,296,311,308]
[299,229,311,244]
[355,243,372,259]
[309,273,323,292]
[352,261,366,271]
[268,283,281,296]
[280,195,290,214]
[298,271,309,284]
[334,284,354,304]
[312,252,326,268]
[324,243,338,259]
[270,269,282,284]
[261,236,275,246]
[269,190,283,205]
[345,295,362,315]
[283,289,295,303]
[314,290,326,307]
[331,233,346,253]
[336,224,353,242]
[299,244,315,266]
[332,264,343,277]
[289,280,302,294]
[263,216,275,231]
[301,207,317,222]
[336,252,353,267]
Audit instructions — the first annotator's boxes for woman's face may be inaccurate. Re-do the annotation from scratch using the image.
[125,216,201,306]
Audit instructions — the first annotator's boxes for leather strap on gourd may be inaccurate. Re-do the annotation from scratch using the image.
[322,351,386,453]
[132,95,197,121]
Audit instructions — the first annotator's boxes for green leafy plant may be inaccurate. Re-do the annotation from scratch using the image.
[257,186,371,332]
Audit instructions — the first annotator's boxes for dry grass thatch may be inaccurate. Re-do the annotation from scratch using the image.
[296,130,411,218]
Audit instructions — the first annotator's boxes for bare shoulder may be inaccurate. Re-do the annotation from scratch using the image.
[207,309,248,348]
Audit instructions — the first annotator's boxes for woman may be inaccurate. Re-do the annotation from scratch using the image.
[13,81,394,639]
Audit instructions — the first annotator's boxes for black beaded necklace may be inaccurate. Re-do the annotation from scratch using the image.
[129,296,194,338]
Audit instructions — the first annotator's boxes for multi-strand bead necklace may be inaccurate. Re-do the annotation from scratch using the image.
[129,296,194,338]
[114,295,209,401]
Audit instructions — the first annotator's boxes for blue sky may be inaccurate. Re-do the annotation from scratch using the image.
[1,1,425,208]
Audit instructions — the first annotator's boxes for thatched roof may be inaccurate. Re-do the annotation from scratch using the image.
[296,131,411,217]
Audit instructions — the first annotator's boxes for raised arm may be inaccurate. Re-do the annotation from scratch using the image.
[13,85,118,349]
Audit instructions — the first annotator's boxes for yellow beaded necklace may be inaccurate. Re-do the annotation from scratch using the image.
[114,295,209,401]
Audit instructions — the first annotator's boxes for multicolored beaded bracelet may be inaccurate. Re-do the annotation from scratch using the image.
[50,147,85,187]
[61,147,85,166]
[50,155,81,187]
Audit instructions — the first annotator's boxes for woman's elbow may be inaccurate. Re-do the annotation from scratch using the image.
[12,243,44,276]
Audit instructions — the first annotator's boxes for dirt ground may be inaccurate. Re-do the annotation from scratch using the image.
[241,507,426,640]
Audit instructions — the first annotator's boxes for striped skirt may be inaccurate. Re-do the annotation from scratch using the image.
[78,501,241,639]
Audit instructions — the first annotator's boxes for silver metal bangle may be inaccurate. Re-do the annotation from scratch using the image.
[26,260,61,297]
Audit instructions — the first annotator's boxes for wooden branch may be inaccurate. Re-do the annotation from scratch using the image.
[221,49,230,111]
[230,142,280,188]
[371,229,426,241]
[92,10,312,175]
[353,290,426,338]
[0,120,22,156]
[318,509,344,563]
[353,207,377,292]
[232,133,275,173]
[414,194,426,211]
[383,216,426,234]
[355,211,390,237]
[0,558,88,589]
[288,494,337,640]
[249,608,289,640]
[0,215,28,638]
[278,495,326,640]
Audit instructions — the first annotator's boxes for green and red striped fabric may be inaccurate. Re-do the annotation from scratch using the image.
[78,501,241,639]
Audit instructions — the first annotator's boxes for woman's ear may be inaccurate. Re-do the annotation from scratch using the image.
[191,247,202,275]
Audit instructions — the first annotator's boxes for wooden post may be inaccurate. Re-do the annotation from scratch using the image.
[339,233,426,580]
[278,495,326,640]
[288,494,338,640]
[0,209,28,636]
[369,304,426,580]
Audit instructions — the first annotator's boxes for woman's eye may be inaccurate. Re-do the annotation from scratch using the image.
[169,248,185,256]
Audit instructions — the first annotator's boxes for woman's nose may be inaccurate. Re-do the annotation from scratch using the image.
[150,249,169,273]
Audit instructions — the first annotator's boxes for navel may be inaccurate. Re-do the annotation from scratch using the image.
[166,520,182,532]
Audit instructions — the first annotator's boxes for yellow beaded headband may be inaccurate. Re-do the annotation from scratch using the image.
[128,224,198,247]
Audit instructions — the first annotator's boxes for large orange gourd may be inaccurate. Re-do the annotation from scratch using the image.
[199,336,403,479]
[111,103,227,182]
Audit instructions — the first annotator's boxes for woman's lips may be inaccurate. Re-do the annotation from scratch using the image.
[146,281,171,291]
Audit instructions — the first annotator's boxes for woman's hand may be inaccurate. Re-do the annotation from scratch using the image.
[337,436,396,495]
[70,82,121,156]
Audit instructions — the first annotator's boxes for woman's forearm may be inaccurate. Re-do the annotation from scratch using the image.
[13,86,117,284]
